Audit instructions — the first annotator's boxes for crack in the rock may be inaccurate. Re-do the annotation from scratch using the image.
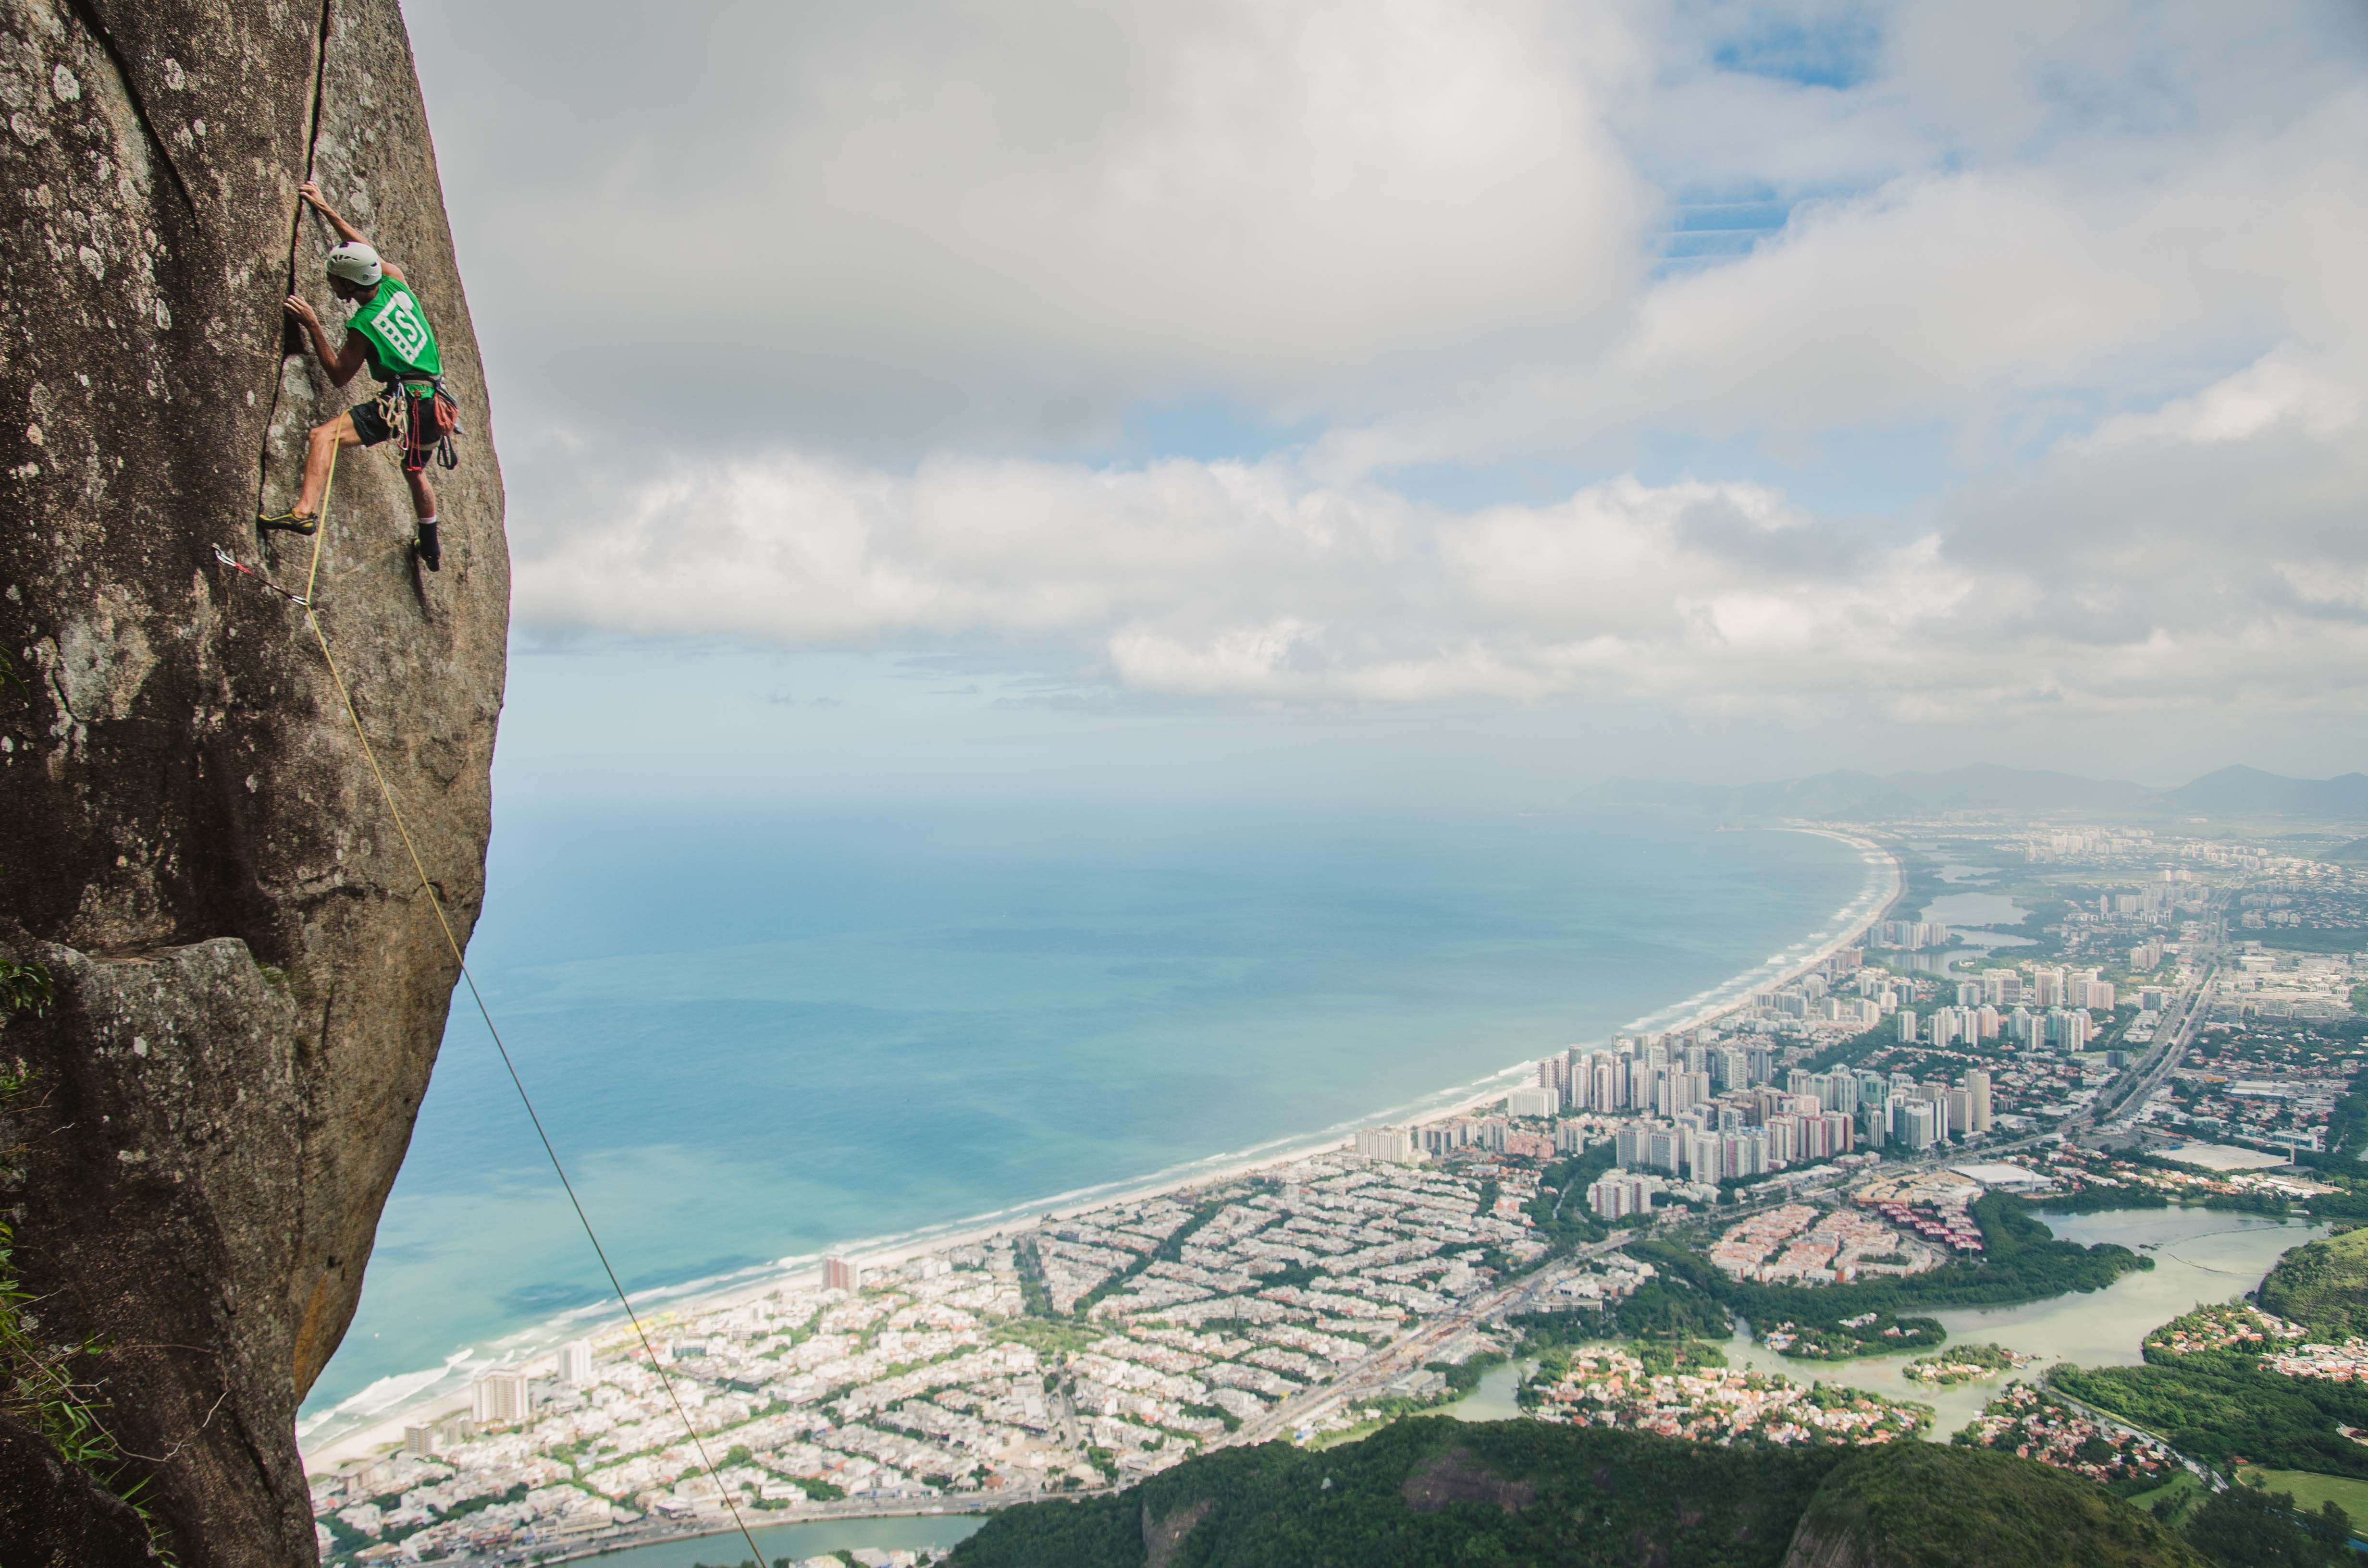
[62,0,197,218]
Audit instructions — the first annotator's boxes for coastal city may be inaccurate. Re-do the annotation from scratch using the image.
[307,818,2368,1567]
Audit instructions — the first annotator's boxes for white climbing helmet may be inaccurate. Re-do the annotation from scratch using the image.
[326,241,382,286]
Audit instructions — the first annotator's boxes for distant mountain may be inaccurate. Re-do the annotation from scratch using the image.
[2167,765,2368,818]
[1588,763,2368,822]
[1587,764,2161,821]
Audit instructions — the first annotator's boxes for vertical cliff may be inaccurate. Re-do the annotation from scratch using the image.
[0,0,506,1561]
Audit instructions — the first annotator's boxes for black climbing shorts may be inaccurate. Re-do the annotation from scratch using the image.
[348,396,399,447]
[349,394,437,473]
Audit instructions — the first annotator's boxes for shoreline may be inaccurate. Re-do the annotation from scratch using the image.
[299,825,1900,1471]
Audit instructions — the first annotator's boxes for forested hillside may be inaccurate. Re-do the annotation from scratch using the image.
[946,1417,2204,1568]
[2257,1226,2368,1340]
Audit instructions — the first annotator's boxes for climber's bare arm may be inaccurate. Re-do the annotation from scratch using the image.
[298,179,369,247]
[297,182,406,283]
[282,294,369,388]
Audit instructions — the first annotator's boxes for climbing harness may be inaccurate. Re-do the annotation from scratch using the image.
[211,546,308,607]
[223,441,771,1568]
[368,376,460,476]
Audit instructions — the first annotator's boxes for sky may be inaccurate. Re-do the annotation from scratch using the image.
[399,0,2368,804]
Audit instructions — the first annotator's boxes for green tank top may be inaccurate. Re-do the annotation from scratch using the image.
[346,276,443,387]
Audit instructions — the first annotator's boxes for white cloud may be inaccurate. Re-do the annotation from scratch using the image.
[414,0,1655,449]
[419,0,2368,768]
[2074,349,2364,450]
[516,361,2368,723]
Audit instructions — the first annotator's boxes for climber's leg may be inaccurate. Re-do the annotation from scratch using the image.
[404,466,440,572]
[258,413,361,533]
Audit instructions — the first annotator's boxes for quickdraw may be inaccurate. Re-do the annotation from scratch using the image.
[213,544,309,606]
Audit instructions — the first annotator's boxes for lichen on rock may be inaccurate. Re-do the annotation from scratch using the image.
[0,1,506,1562]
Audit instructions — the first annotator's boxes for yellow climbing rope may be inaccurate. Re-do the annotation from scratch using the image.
[289,462,775,1568]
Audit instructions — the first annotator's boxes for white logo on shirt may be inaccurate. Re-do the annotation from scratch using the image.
[371,289,430,362]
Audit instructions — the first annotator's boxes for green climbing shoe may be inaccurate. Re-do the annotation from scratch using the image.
[257,508,319,536]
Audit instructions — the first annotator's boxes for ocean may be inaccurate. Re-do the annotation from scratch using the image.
[300,803,1877,1435]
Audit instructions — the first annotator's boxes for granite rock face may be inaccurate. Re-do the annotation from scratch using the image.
[0,0,506,1561]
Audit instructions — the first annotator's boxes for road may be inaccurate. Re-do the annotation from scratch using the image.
[1230,1233,1650,1447]
[2090,962,2216,1136]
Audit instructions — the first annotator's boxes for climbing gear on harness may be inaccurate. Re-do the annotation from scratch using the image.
[360,378,459,476]
[257,507,320,536]
[401,379,460,475]
[212,545,308,606]
[413,519,441,573]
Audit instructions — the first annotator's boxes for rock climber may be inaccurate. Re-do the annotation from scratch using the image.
[259,180,454,571]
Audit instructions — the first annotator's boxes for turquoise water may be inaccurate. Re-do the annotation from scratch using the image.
[303,806,1875,1432]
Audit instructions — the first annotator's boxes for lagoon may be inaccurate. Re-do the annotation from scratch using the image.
[1719,1207,2327,1437]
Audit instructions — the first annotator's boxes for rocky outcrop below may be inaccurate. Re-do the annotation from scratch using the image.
[0,0,506,1563]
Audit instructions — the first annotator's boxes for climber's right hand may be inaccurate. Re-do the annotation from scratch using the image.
[283,294,319,326]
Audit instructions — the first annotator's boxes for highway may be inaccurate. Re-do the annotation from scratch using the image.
[2089,964,2214,1135]
[1231,1233,1647,1446]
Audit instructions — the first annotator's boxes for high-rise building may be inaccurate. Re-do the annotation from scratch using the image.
[1594,1052,1631,1113]
[825,1255,864,1293]
[1505,1086,1558,1119]
[1354,1126,1418,1161]
[1897,1100,1939,1150]
[471,1370,534,1426]
[1896,1009,1918,1042]
[558,1339,594,1387]
[1613,1122,1646,1166]
[1962,1069,1993,1133]
[1587,1170,1658,1219]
